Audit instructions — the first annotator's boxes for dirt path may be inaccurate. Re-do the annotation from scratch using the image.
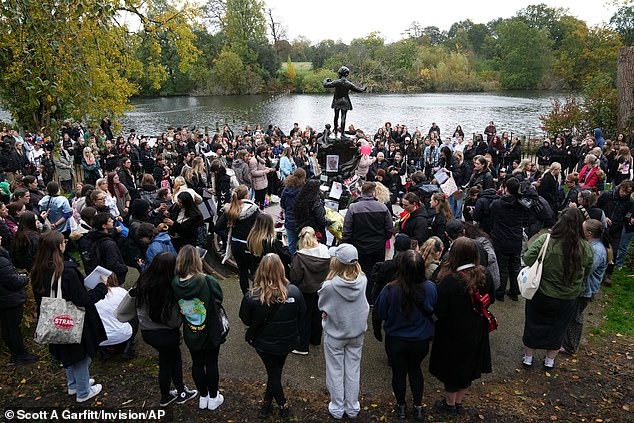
[2,270,632,422]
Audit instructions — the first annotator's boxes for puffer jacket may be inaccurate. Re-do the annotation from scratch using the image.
[239,284,306,355]
[214,200,259,242]
[0,247,28,309]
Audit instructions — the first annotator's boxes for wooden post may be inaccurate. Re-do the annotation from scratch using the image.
[617,47,634,132]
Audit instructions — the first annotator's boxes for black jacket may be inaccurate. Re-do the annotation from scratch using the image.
[82,230,129,283]
[399,207,428,246]
[118,168,138,200]
[342,196,392,253]
[490,195,526,255]
[0,247,28,308]
[473,188,500,234]
[35,261,107,367]
[239,284,306,355]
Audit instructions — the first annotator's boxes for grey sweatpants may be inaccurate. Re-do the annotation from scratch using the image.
[324,333,365,419]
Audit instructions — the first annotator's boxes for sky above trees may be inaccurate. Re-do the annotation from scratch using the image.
[264,0,620,43]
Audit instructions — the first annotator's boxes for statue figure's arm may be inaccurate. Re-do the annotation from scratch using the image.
[348,80,367,93]
[323,78,337,88]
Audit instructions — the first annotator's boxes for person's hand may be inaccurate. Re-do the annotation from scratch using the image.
[136,258,145,267]
[115,226,122,234]
[606,217,612,226]
[164,218,174,226]
[569,202,577,208]
[40,211,49,219]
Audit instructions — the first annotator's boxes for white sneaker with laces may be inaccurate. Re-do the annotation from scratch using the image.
[76,384,102,403]
[208,392,224,410]
[68,378,95,395]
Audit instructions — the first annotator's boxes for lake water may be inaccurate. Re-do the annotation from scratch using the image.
[0,92,564,139]
[121,92,563,139]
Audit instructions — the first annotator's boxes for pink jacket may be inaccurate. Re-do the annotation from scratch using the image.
[249,156,269,191]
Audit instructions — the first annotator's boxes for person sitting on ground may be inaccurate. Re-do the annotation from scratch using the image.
[95,274,136,359]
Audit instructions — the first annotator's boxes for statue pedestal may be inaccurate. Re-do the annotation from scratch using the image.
[317,138,358,176]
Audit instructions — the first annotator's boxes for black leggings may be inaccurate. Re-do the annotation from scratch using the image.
[231,240,252,294]
[190,346,220,397]
[257,351,288,406]
[0,304,27,357]
[385,337,430,406]
[141,329,184,396]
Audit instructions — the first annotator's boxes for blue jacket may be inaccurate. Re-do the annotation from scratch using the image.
[582,239,607,298]
[280,186,302,231]
[376,280,437,341]
[143,232,177,271]
[593,128,605,148]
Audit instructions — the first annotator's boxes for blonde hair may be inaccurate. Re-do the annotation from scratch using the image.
[175,245,203,278]
[226,185,249,227]
[251,253,289,306]
[298,226,319,250]
[419,236,444,268]
[374,182,390,204]
[326,257,362,281]
[192,157,205,174]
[247,213,275,257]
[173,176,187,194]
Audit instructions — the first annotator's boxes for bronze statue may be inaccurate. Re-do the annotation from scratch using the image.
[323,66,366,140]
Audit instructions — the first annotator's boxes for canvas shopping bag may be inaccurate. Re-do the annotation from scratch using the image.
[517,234,550,300]
[34,275,85,344]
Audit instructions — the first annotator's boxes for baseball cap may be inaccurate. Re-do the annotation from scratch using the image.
[329,243,358,264]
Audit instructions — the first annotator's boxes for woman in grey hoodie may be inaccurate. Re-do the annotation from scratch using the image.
[318,244,370,420]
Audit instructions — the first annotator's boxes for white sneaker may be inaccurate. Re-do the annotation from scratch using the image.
[291,349,309,356]
[76,384,102,403]
[199,394,209,409]
[68,378,95,395]
[208,392,224,410]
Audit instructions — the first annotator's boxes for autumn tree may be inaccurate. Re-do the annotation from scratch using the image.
[0,0,198,132]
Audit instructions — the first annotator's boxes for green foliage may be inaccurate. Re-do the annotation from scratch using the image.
[223,0,267,65]
[610,5,634,46]
[495,19,552,89]
[600,269,634,335]
[583,72,618,137]
[213,48,248,93]
[300,69,335,93]
[540,97,587,135]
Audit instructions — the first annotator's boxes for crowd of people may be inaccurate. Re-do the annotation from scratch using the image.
[0,119,633,419]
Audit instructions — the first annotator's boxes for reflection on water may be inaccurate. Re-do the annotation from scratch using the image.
[123,93,563,139]
[1,92,564,139]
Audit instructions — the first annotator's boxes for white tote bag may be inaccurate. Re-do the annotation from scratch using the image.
[517,234,550,300]
[34,275,86,344]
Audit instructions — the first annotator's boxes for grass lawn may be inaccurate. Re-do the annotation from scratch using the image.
[599,268,634,335]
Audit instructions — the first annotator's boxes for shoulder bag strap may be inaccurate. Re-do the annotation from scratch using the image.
[536,234,551,263]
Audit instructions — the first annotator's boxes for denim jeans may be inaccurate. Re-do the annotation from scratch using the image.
[285,226,299,256]
[66,356,92,399]
[615,228,634,268]
[448,195,463,220]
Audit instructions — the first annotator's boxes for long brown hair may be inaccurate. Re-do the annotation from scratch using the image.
[247,213,275,257]
[226,185,249,227]
[432,192,453,220]
[437,237,485,294]
[550,207,585,284]
[251,253,289,306]
[283,168,306,188]
[30,231,66,297]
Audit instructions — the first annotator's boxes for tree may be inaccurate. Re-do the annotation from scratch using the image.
[223,0,267,65]
[495,19,552,89]
[0,0,197,132]
[617,47,634,132]
[266,7,287,46]
[610,5,634,46]
[213,48,248,93]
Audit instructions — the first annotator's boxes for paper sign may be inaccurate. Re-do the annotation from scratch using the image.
[329,182,343,200]
[440,176,458,197]
[326,155,339,173]
[434,169,449,185]
[84,266,112,289]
